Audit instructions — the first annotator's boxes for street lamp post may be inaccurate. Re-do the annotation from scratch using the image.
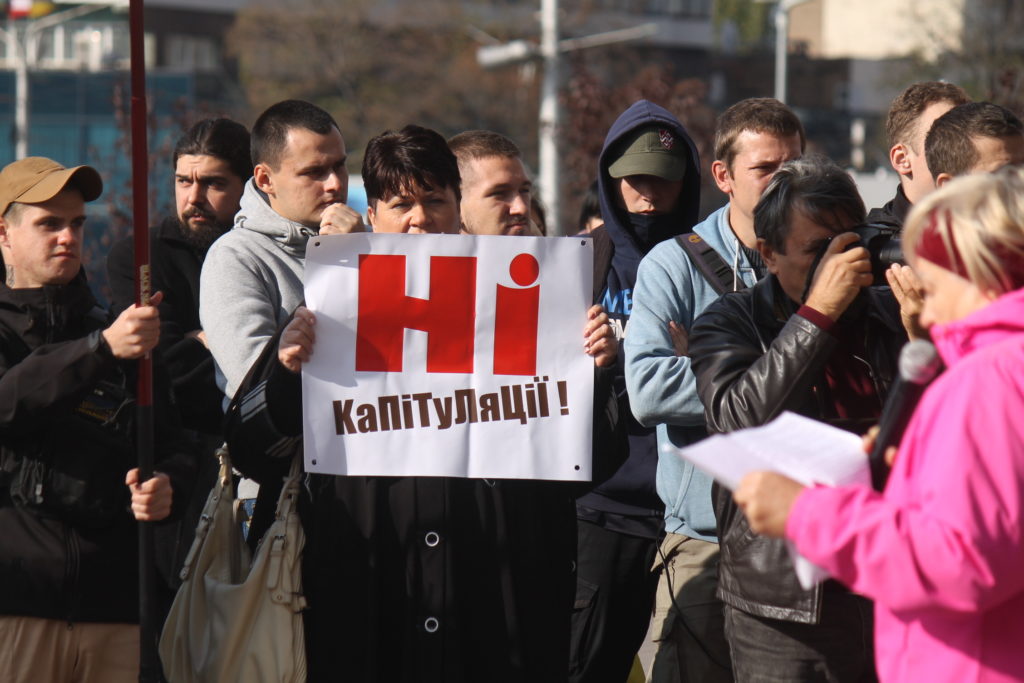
[756,0,811,104]
[538,0,560,235]
[1,2,125,159]
[477,4,656,235]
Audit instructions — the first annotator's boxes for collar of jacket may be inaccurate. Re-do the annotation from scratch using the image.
[0,271,105,346]
[748,275,903,336]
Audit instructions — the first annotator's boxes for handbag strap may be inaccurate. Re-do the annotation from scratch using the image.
[273,455,303,522]
[177,444,236,581]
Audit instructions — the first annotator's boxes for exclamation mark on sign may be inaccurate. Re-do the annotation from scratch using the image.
[557,381,569,415]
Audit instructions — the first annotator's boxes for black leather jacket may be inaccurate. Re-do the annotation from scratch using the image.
[688,276,906,623]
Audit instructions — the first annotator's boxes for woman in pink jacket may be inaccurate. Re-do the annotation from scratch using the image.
[733,165,1024,683]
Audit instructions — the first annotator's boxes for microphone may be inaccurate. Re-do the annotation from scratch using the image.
[869,339,943,491]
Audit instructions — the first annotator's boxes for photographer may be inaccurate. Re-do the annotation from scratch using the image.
[686,156,908,681]
[733,164,1024,683]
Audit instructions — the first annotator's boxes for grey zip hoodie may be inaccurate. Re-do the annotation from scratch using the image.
[199,179,315,402]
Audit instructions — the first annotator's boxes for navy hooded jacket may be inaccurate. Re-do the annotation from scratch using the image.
[577,100,701,533]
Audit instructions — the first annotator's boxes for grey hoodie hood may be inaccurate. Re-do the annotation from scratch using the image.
[233,178,316,258]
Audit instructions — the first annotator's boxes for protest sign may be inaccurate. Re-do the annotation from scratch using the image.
[302,233,594,480]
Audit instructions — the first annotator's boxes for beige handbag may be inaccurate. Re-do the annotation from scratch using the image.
[159,447,307,683]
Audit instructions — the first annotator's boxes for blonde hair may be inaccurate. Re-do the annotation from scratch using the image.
[904,165,1024,295]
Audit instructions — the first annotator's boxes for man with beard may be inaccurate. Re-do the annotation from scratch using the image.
[108,117,251,434]
[106,118,251,608]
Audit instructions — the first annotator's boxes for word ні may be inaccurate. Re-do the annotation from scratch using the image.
[356,253,540,375]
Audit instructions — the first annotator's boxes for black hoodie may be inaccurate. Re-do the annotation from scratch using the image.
[578,100,701,533]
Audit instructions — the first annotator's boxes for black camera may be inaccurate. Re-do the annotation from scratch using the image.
[851,223,904,285]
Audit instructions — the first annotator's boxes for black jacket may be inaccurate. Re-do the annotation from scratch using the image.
[107,217,224,435]
[865,184,912,230]
[688,276,905,623]
[226,326,578,683]
[0,274,194,623]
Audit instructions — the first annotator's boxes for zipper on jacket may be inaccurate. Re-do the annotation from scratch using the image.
[62,522,81,625]
[45,289,57,345]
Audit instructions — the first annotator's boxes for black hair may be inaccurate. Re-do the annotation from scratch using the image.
[754,156,865,253]
[362,125,461,204]
[174,118,253,182]
[926,102,1024,179]
[251,100,340,169]
[576,179,601,233]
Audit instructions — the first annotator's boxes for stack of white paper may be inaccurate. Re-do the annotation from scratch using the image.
[663,412,870,588]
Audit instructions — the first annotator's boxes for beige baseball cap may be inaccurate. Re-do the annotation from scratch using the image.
[0,157,103,216]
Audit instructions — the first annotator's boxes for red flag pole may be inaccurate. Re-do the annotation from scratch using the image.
[128,0,160,681]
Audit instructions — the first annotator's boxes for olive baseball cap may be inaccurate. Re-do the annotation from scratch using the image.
[0,157,103,217]
[608,125,687,181]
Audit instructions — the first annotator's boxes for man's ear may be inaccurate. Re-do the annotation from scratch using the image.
[934,172,953,188]
[366,202,377,229]
[253,163,274,196]
[890,143,912,178]
[757,237,779,274]
[711,160,732,195]
[0,217,10,249]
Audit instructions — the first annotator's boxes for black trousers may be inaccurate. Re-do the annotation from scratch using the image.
[724,591,878,683]
[568,519,659,683]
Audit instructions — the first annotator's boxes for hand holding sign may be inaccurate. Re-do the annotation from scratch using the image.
[584,305,617,367]
[279,306,317,373]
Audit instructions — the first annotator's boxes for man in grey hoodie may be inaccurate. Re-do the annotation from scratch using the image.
[199,100,364,403]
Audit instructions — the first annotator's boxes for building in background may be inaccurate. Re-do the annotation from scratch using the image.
[0,0,248,301]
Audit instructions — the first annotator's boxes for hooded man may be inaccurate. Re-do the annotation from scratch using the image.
[570,99,701,683]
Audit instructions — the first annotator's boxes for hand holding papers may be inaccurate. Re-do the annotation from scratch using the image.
[662,412,870,588]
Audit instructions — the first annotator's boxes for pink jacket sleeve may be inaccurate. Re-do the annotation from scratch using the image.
[785,352,1024,614]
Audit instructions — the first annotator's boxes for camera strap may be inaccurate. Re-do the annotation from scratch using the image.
[675,233,744,296]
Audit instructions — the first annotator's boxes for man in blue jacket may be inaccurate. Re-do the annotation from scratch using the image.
[570,100,700,683]
[624,98,803,682]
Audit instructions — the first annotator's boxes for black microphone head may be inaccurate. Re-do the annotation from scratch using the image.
[899,339,942,384]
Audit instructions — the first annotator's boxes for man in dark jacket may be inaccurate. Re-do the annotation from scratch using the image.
[0,157,191,683]
[107,117,251,604]
[108,117,251,433]
[570,100,701,683]
[925,101,1024,188]
[866,81,968,229]
[689,157,908,681]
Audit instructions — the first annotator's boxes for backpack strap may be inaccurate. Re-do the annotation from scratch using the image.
[590,225,614,305]
[675,233,742,296]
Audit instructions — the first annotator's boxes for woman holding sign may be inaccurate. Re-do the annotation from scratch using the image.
[733,165,1024,683]
[232,124,619,683]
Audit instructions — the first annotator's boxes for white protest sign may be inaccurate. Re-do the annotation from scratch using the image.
[301,233,594,480]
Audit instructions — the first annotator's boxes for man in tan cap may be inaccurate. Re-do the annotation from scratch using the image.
[0,157,194,682]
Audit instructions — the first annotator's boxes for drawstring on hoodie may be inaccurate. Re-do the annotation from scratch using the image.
[732,237,741,292]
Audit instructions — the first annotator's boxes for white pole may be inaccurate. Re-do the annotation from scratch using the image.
[539,0,561,235]
[772,0,811,105]
[774,4,787,103]
[4,4,125,160]
[10,21,29,159]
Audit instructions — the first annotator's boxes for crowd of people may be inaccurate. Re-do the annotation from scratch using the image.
[0,78,1022,683]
